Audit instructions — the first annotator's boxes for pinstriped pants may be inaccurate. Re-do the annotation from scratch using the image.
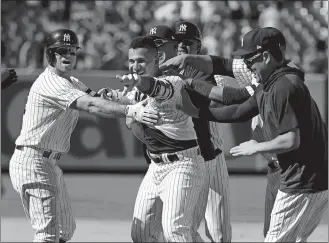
[265,189,328,242]
[131,146,206,242]
[263,167,281,238]
[191,152,232,243]
[9,148,76,242]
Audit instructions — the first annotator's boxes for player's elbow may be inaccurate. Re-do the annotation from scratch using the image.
[280,128,300,151]
[71,95,98,113]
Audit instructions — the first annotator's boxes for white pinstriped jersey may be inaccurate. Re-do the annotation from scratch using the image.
[15,67,87,153]
[144,75,197,140]
[180,68,224,150]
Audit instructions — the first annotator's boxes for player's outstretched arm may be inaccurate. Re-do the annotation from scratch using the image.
[177,88,258,123]
[185,78,252,104]
[97,87,134,105]
[70,95,159,125]
[117,74,174,101]
[230,128,300,156]
[160,54,234,77]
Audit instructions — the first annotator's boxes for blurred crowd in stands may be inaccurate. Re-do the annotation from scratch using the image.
[1,0,328,74]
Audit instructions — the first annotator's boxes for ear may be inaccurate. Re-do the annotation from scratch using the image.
[263,51,271,65]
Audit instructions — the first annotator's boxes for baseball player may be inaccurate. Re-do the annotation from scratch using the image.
[160,27,291,239]
[175,27,328,242]
[8,29,158,242]
[1,68,18,89]
[174,21,231,243]
[117,36,206,242]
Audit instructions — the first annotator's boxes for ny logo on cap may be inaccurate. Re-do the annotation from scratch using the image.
[179,24,187,32]
[63,34,70,42]
[150,27,157,35]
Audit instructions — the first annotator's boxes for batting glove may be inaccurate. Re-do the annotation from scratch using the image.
[125,99,159,125]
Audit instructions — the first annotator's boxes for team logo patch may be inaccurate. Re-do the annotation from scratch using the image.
[63,33,70,42]
[179,24,187,32]
[150,27,157,35]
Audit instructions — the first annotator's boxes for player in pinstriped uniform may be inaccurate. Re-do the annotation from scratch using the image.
[160,27,293,239]
[9,29,158,243]
[173,27,328,242]
[116,36,207,242]
[173,21,231,243]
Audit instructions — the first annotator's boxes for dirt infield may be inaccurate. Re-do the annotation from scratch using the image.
[1,173,328,242]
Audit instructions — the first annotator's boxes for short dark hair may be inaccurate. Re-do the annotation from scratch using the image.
[129,36,158,51]
[268,46,283,62]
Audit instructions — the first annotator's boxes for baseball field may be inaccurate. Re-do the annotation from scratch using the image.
[1,172,327,242]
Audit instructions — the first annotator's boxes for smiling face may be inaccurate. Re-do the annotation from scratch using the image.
[53,46,77,73]
[128,47,158,76]
[243,50,277,84]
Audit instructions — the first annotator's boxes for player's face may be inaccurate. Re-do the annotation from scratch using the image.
[177,38,200,55]
[243,51,272,83]
[153,38,178,64]
[54,46,77,73]
[128,47,158,76]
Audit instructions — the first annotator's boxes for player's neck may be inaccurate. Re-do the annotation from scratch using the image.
[48,65,71,80]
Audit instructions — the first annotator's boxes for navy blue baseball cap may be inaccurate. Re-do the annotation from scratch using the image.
[147,25,176,41]
[232,27,286,57]
[174,21,202,41]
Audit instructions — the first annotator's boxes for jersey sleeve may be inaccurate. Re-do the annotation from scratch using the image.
[232,59,253,87]
[37,73,87,110]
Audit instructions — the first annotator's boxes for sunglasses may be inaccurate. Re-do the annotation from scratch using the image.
[153,39,175,47]
[55,47,76,56]
[243,52,263,69]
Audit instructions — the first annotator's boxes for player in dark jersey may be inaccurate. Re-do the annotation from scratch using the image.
[176,27,328,242]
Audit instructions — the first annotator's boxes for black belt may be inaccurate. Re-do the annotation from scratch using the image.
[147,147,201,164]
[149,153,179,163]
[15,145,62,160]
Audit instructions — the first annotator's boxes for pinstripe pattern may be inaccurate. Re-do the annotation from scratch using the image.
[265,189,328,242]
[131,146,206,242]
[263,168,281,237]
[16,67,87,153]
[146,75,197,140]
[180,67,229,241]
[9,67,86,242]
[9,148,76,242]
[191,153,232,242]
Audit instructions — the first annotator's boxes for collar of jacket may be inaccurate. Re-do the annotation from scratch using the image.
[263,61,305,92]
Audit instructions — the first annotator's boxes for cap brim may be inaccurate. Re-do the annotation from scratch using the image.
[232,48,257,57]
[175,34,200,41]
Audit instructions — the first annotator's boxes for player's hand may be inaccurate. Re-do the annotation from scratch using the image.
[159,54,188,72]
[1,68,18,90]
[126,99,159,125]
[230,140,259,156]
[116,73,140,92]
[176,87,199,118]
[97,87,129,101]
